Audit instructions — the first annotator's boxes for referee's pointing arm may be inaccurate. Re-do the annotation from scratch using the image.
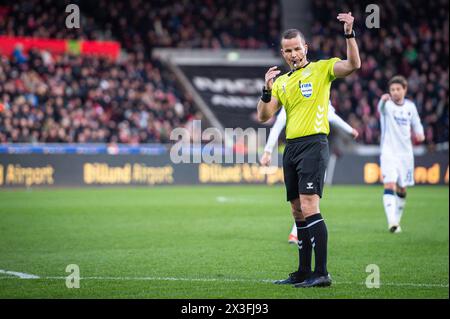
[333,12,361,77]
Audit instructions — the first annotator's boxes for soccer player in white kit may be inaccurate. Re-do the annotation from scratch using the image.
[260,101,359,243]
[378,75,425,233]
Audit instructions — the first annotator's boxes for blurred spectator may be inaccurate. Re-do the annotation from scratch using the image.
[12,44,27,64]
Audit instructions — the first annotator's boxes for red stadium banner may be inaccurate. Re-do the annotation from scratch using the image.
[0,36,120,60]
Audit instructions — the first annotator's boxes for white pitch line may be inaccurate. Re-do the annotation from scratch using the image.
[0,269,40,279]
[216,196,230,203]
[50,276,278,284]
[0,273,448,288]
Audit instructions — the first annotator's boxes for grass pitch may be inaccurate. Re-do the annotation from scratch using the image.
[0,185,448,299]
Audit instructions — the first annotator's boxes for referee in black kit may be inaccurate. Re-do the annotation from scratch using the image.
[256,12,361,287]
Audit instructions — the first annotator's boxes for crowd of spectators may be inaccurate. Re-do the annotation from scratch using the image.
[0,0,202,144]
[81,0,281,52]
[310,0,449,147]
[0,0,107,40]
[0,48,199,144]
[0,0,448,148]
[0,0,281,144]
[0,0,281,52]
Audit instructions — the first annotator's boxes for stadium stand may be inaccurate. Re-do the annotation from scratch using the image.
[0,49,199,143]
[0,0,200,144]
[0,0,448,148]
[0,0,105,40]
[81,0,281,51]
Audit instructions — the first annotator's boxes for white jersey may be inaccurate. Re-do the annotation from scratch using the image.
[378,98,424,157]
[264,101,353,153]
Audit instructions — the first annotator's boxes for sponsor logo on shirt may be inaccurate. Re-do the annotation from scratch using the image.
[393,115,409,126]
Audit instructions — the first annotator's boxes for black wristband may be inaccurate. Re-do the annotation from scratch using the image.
[345,30,355,38]
[261,87,271,103]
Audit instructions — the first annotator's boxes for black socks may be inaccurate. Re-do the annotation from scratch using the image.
[305,213,328,276]
[295,220,312,274]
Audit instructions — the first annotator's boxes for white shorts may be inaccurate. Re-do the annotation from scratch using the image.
[380,154,415,188]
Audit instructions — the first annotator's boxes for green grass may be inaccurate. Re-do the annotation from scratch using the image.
[0,185,448,298]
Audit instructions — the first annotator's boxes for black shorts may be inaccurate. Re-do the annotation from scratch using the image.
[283,133,330,201]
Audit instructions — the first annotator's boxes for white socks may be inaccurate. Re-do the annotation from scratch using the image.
[383,191,397,226]
[395,194,406,225]
[290,223,297,236]
[383,190,407,227]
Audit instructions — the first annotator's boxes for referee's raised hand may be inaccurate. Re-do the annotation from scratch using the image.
[337,12,354,34]
[264,66,280,90]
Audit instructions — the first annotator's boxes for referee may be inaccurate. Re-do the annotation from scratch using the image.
[257,12,361,288]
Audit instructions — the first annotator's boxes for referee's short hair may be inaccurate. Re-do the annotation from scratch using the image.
[280,29,306,45]
[388,75,408,89]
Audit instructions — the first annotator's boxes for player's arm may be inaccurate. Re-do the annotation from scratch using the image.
[377,93,391,114]
[328,104,358,139]
[411,104,425,142]
[261,108,286,165]
[257,66,281,122]
[333,12,361,78]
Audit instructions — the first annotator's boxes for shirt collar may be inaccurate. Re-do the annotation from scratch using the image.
[287,62,310,77]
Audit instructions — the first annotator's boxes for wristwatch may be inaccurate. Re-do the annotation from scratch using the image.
[345,30,355,38]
